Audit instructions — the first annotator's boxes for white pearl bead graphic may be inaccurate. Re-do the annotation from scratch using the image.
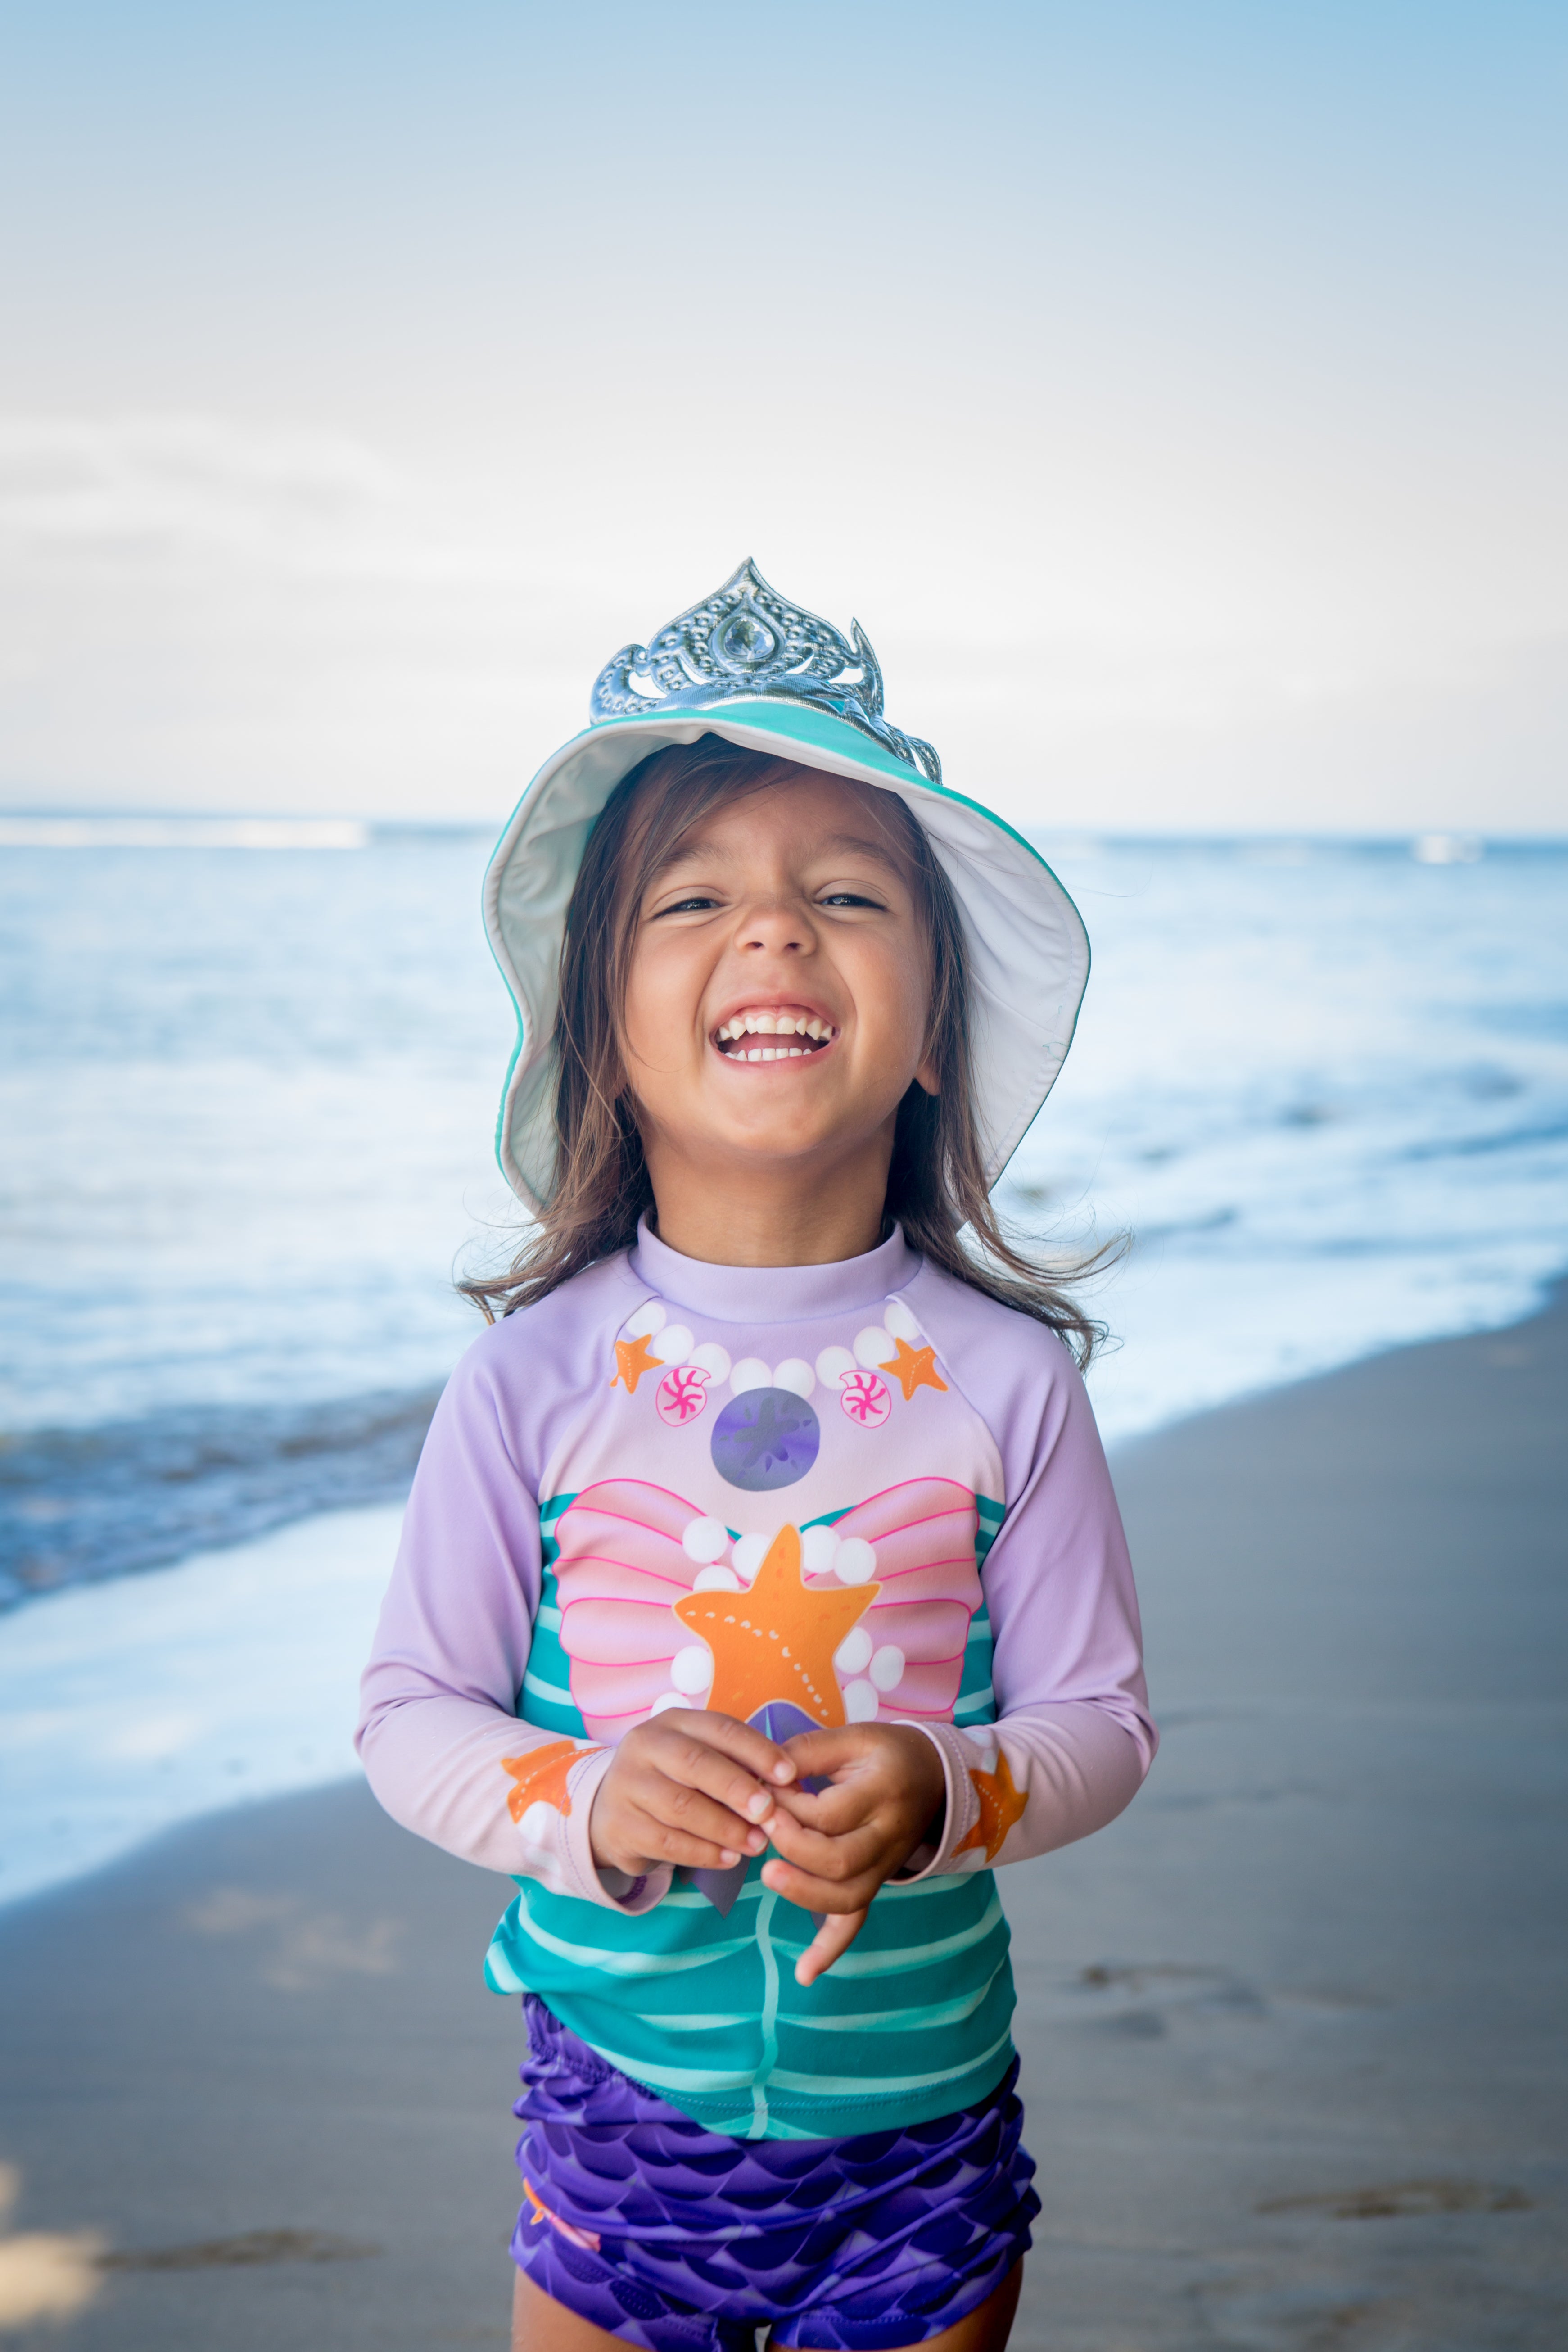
[670,1645,715,1695]
[833,1537,878,1585]
[692,1564,741,1592]
[834,1624,873,1675]
[801,1524,840,1575]
[732,1532,770,1582]
[869,1644,906,1692]
[853,1326,899,1369]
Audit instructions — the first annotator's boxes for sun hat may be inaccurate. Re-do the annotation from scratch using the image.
[484,560,1089,1210]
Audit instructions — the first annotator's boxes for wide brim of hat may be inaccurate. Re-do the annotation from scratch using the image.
[483,698,1089,1212]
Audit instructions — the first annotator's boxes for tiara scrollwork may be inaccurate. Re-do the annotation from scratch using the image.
[589,559,940,784]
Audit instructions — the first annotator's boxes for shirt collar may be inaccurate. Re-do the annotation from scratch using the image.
[628,1215,918,1325]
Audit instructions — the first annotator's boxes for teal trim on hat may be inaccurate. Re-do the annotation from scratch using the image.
[483,684,1088,1213]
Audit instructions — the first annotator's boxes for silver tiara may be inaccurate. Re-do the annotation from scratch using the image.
[589,559,941,784]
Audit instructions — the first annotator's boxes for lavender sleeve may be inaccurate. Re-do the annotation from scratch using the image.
[893,1269,1157,1878]
[354,1298,660,1913]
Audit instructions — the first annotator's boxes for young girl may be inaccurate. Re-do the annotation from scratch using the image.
[357,561,1155,2352]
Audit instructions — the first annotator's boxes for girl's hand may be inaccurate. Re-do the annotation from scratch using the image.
[588,1710,797,1879]
[761,1724,945,1986]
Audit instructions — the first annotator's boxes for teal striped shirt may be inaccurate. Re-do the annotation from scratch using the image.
[485,1493,1014,2140]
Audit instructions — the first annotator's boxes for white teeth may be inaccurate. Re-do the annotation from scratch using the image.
[746,1047,764,1061]
[719,1011,833,1051]
[787,1046,803,1057]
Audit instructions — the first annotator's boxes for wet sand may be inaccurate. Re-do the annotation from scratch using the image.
[1,1298,1563,2351]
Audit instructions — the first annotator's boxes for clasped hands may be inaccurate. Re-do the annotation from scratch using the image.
[588,1711,945,1986]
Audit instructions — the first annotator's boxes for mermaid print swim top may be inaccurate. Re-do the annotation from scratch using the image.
[357,1221,1154,2141]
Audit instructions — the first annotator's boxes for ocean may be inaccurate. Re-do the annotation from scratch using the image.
[3,822,1566,1905]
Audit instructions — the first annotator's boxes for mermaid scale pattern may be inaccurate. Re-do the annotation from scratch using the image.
[511,1999,1038,2352]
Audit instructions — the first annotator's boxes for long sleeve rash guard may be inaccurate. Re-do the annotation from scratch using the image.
[357,1221,1155,2142]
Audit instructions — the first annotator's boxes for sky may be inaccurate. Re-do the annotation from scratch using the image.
[0,1,1564,834]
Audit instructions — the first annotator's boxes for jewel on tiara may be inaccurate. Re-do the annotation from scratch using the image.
[589,559,941,784]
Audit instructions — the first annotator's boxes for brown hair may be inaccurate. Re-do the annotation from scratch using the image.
[461,735,1112,1363]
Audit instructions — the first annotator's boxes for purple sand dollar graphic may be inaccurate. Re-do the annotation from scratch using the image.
[710,1389,821,1491]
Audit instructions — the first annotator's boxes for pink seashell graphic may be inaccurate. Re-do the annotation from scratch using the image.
[553,1475,982,1740]
[656,1365,710,1426]
[826,1479,981,1719]
[840,1371,891,1426]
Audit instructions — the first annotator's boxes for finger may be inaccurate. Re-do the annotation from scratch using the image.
[619,1804,753,1873]
[667,1711,798,1788]
[764,1807,884,1881]
[638,1779,775,1859]
[596,1828,745,1875]
[768,1779,881,1835]
[783,1728,872,1780]
[793,1906,869,1987]
[648,1718,793,1829]
[759,1854,882,1914]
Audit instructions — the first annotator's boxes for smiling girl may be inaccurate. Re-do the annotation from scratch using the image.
[357,564,1155,2352]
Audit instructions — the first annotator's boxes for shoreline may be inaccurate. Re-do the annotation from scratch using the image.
[3,1276,1565,1919]
[1,1290,1563,2347]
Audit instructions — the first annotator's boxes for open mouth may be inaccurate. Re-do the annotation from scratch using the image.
[713,1009,837,1063]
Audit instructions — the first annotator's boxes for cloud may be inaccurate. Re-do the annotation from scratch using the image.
[0,414,596,816]
[0,414,1563,830]
[0,415,410,574]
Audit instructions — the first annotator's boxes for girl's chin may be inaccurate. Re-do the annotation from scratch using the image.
[649,1100,889,1168]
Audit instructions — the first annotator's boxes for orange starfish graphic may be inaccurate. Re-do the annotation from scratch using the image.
[672,1526,878,1729]
[886,1337,947,1401]
[500,1739,598,1821]
[610,1332,662,1392]
[954,1750,1027,1861]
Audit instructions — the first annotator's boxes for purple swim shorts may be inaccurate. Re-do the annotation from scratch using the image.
[510,1996,1039,2352]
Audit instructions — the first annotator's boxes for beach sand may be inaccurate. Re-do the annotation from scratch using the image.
[0,1298,1563,2351]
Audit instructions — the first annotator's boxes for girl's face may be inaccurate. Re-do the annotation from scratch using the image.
[620,768,938,1203]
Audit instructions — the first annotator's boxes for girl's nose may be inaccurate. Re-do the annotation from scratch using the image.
[737,897,813,954]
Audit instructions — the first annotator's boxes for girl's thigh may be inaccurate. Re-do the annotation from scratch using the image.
[511,2261,1025,2352]
[512,2269,624,2352]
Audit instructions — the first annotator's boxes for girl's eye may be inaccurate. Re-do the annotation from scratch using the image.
[818,891,884,909]
[653,893,722,916]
